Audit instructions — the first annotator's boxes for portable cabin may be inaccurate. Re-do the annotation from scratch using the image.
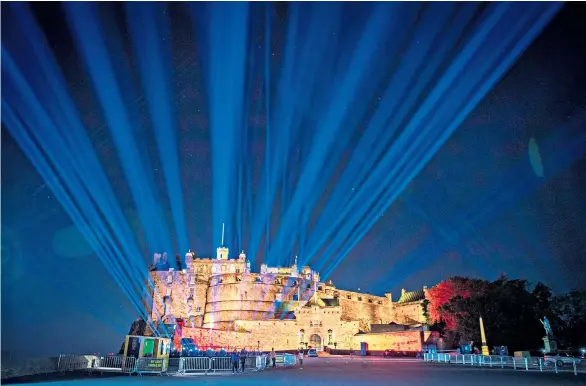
[123,335,171,359]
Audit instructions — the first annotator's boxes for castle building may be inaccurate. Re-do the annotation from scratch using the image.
[147,247,436,351]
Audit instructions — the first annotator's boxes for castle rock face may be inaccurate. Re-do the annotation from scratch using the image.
[147,248,430,350]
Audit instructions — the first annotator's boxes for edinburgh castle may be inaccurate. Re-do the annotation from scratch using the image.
[146,246,439,351]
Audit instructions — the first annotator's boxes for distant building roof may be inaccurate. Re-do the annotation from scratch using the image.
[396,289,425,304]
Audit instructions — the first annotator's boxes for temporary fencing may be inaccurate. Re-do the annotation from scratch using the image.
[57,354,94,372]
[3,354,271,379]
[181,357,210,374]
[423,353,582,376]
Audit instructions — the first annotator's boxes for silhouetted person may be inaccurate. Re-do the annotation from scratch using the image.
[270,348,276,368]
[239,348,247,372]
[231,350,239,374]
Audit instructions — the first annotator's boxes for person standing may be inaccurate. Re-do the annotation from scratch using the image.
[269,348,277,368]
[298,350,304,369]
[239,348,247,373]
[231,349,239,374]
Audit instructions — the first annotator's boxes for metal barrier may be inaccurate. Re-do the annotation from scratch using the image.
[256,355,267,370]
[121,357,137,374]
[424,353,581,376]
[91,356,123,373]
[57,354,94,372]
[135,358,167,376]
[181,357,211,374]
[209,357,233,373]
[3,354,272,380]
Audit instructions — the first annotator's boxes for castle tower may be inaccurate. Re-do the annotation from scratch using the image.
[216,246,229,260]
[216,222,229,260]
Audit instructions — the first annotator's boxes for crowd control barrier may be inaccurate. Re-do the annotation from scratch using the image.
[58,354,95,372]
[3,354,272,379]
[180,357,210,374]
[423,353,582,376]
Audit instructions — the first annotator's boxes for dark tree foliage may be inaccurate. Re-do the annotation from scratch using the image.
[439,277,545,351]
[550,291,586,348]
[427,275,583,351]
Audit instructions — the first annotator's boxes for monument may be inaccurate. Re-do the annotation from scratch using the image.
[540,316,557,353]
[479,316,489,356]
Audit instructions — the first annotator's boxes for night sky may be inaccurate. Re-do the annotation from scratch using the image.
[2,2,586,358]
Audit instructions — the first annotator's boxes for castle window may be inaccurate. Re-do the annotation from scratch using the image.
[218,279,223,284]
[212,266,218,274]
[328,329,333,345]
[347,295,352,300]
[368,299,373,303]
[166,275,173,285]
[275,278,281,285]
[189,288,195,298]
[318,286,323,291]
[358,297,362,301]
[196,306,201,313]
[378,300,382,305]
[236,268,241,274]
[236,276,242,282]
[255,277,262,283]
[293,294,299,301]
[190,275,196,285]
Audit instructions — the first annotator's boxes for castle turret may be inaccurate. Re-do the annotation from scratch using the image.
[216,246,229,260]
[239,250,246,260]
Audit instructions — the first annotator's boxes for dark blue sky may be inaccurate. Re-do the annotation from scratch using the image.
[2,2,586,358]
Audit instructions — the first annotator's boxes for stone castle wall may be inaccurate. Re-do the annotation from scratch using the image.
[355,330,440,351]
[148,251,428,350]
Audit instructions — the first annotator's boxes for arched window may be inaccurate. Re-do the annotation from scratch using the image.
[299,329,305,343]
[328,329,333,345]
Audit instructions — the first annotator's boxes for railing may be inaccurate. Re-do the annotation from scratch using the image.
[423,353,583,376]
[181,357,211,374]
[2,354,271,380]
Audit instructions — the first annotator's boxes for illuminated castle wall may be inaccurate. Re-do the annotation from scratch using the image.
[147,247,431,350]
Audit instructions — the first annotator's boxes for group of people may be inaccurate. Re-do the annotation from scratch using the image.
[230,348,250,373]
[231,348,306,374]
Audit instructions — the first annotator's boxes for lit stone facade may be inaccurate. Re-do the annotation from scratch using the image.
[147,248,433,350]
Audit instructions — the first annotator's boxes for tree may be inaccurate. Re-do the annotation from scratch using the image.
[426,276,489,330]
[550,291,586,348]
[427,276,554,351]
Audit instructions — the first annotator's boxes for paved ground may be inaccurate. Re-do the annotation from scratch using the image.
[5,357,586,385]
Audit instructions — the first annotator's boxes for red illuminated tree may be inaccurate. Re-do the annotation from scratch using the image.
[426,277,489,330]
